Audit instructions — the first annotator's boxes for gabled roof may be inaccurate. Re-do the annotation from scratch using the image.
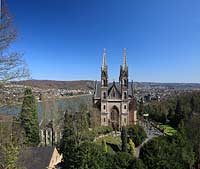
[18,147,56,169]
[108,82,121,99]
[94,82,134,99]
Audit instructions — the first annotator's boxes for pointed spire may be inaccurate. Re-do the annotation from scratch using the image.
[131,80,134,97]
[123,48,127,69]
[102,48,106,68]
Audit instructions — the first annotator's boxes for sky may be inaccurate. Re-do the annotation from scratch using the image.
[6,0,200,83]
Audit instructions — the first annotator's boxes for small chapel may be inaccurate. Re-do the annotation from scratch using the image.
[93,48,137,129]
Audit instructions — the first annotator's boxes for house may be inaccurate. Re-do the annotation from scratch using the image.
[18,147,62,169]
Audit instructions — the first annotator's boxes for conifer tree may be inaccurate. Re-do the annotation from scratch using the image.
[60,107,90,168]
[121,126,127,152]
[102,139,107,153]
[3,143,19,169]
[128,138,136,157]
[174,100,184,127]
[20,88,40,146]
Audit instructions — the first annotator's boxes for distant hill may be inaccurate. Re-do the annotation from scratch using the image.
[12,80,200,90]
[12,80,95,90]
[133,82,200,89]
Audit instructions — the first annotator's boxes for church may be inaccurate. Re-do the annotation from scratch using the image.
[93,49,137,129]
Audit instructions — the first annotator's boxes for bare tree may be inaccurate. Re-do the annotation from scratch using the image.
[0,0,29,83]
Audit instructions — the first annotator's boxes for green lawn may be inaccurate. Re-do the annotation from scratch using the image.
[160,124,177,136]
[96,135,121,145]
[95,135,121,153]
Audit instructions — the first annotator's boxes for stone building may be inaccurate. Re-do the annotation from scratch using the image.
[40,120,62,146]
[93,49,137,129]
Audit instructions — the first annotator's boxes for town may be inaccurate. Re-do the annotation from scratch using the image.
[1,0,200,169]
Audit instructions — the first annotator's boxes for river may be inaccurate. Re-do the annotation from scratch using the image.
[0,94,93,121]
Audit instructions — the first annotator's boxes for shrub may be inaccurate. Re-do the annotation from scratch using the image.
[94,126,113,136]
[127,125,147,147]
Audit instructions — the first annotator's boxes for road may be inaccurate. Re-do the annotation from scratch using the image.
[136,119,164,158]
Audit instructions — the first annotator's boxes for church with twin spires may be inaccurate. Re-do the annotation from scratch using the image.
[93,49,137,129]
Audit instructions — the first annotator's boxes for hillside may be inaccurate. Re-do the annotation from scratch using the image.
[11,80,200,90]
[12,80,95,90]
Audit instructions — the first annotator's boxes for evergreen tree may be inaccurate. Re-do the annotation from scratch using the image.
[189,97,195,119]
[140,134,194,169]
[127,125,147,147]
[59,107,90,168]
[127,158,145,169]
[59,125,76,168]
[102,139,107,153]
[20,88,40,146]
[3,143,20,169]
[138,98,144,115]
[128,138,136,157]
[72,142,106,169]
[172,100,184,127]
[121,126,127,152]
[185,116,200,168]
[113,152,133,169]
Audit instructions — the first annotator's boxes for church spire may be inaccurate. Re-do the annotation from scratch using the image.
[102,48,107,69]
[123,48,127,70]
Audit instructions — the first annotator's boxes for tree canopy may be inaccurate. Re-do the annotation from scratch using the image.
[0,0,29,83]
[20,88,40,146]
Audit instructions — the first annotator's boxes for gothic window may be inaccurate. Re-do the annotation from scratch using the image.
[124,105,126,109]
[103,92,106,99]
[103,105,106,110]
[104,118,106,122]
[113,90,116,97]
[48,130,51,136]
[124,118,126,123]
[103,80,106,86]
[124,79,127,86]
[124,92,127,99]
[43,129,46,136]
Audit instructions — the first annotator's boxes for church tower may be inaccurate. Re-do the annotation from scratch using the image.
[119,48,129,125]
[94,48,136,128]
[101,49,108,125]
[101,48,108,96]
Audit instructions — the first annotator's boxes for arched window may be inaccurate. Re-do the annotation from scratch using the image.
[103,92,106,99]
[124,92,127,99]
[124,105,126,109]
[103,105,106,110]
[104,118,106,122]
[113,90,116,97]
[104,80,106,86]
[124,79,127,86]
[124,118,126,123]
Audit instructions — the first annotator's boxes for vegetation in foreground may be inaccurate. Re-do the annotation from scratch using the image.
[139,91,200,168]
[59,108,147,169]
[159,124,177,136]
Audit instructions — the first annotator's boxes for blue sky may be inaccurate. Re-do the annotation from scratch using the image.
[7,0,200,83]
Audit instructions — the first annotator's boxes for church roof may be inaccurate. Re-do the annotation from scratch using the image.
[18,147,56,169]
[94,81,133,99]
[108,82,121,99]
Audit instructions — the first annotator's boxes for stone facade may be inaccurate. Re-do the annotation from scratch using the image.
[94,49,137,129]
[39,120,63,146]
[48,147,62,169]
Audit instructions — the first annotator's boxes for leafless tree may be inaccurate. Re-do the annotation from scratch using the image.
[0,0,29,84]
